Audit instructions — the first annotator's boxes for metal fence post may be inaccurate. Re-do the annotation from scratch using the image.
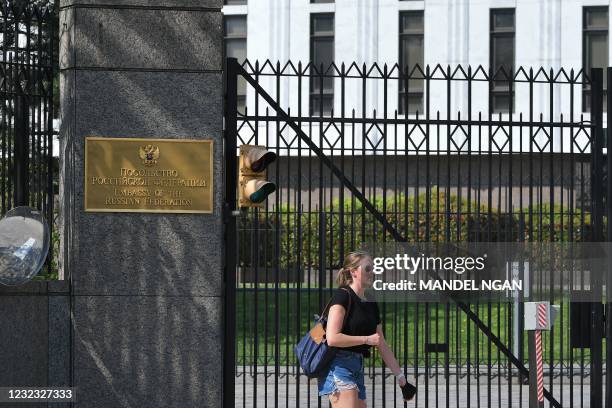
[13,94,28,207]
[606,67,612,408]
[590,67,604,408]
[223,57,239,408]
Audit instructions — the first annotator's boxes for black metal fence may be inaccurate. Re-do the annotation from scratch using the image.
[224,58,610,407]
[0,2,56,269]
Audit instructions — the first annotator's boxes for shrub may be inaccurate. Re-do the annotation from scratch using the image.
[237,188,593,270]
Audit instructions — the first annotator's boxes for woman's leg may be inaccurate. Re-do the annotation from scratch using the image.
[329,389,361,407]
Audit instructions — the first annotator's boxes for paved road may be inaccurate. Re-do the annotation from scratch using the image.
[235,370,600,407]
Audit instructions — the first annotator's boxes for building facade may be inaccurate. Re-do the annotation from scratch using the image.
[223,0,609,124]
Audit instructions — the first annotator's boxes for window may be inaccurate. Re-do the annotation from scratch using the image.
[583,7,608,112]
[399,11,424,115]
[490,9,515,113]
[224,15,247,112]
[310,13,334,116]
[224,0,247,4]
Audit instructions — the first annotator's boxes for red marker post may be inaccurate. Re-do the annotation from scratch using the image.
[525,302,560,408]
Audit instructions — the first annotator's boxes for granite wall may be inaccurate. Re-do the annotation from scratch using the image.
[58,0,224,406]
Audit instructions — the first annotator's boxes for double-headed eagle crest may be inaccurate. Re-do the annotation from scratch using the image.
[139,145,160,166]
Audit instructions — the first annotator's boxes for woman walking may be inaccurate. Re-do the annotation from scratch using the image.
[318,250,416,407]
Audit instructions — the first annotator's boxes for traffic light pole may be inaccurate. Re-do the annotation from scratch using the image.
[223,57,239,408]
[590,68,604,408]
[606,67,612,408]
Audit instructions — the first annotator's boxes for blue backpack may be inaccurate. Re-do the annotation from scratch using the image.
[294,288,353,378]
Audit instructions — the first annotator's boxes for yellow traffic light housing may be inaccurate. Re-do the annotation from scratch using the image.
[239,145,277,207]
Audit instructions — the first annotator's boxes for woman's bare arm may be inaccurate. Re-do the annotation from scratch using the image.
[376,324,407,386]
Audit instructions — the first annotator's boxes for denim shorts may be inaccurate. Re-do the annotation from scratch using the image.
[318,349,366,400]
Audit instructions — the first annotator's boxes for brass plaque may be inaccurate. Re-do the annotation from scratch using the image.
[84,137,213,213]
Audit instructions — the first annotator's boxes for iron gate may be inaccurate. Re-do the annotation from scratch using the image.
[0,2,56,271]
[224,57,611,407]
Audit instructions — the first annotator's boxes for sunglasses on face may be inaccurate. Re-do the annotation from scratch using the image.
[362,264,373,273]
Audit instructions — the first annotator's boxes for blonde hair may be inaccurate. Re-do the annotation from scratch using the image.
[336,250,371,287]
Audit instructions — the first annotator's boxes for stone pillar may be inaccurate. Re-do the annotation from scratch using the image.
[59,1,224,406]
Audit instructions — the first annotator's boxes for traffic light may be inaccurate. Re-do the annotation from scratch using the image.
[239,145,277,207]
[603,152,608,213]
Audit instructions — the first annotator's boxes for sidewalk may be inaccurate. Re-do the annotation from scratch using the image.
[235,366,601,407]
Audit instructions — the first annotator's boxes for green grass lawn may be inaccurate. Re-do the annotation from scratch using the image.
[235,288,596,368]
